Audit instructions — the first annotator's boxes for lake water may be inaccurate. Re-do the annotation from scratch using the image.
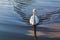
[0,0,60,40]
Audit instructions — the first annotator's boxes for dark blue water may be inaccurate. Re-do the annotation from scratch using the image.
[0,0,60,39]
[0,0,28,34]
[0,0,60,40]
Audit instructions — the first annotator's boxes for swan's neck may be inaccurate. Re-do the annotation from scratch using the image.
[33,13,36,16]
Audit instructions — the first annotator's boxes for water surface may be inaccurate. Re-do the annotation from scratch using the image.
[0,0,60,40]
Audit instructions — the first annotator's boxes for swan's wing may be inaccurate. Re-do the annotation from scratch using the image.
[39,9,60,20]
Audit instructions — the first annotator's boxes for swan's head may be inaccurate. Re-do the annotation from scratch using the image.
[32,9,37,14]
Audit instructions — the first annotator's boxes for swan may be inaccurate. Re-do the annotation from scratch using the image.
[29,9,39,25]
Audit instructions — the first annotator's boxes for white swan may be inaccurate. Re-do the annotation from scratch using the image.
[29,9,39,25]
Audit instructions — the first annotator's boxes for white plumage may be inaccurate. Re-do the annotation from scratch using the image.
[29,9,39,25]
[30,15,39,25]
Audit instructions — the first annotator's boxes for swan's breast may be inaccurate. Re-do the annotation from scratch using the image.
[29,15,39,25]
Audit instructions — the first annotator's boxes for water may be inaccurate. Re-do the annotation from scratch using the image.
[0,0,60,40]
[0,0,29,34]
[0,0,60,33]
